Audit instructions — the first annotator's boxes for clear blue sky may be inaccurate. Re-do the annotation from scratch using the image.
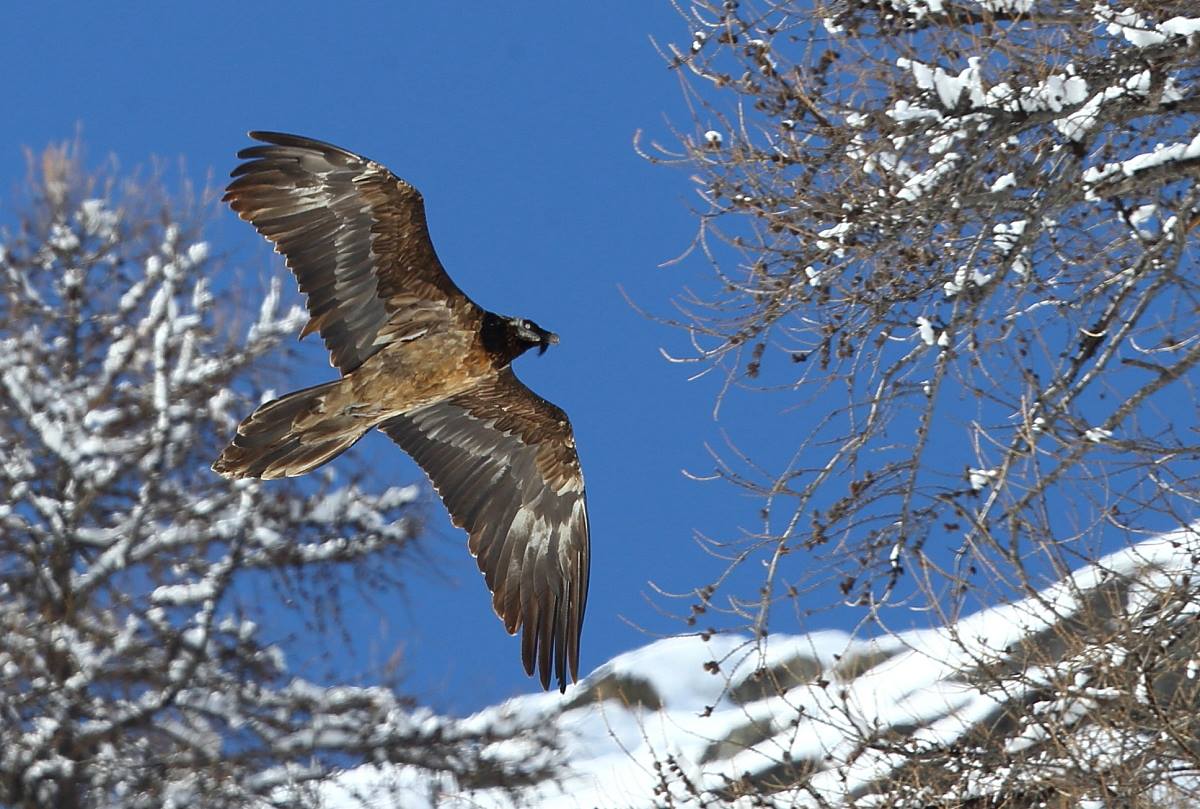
[2,3,790,711]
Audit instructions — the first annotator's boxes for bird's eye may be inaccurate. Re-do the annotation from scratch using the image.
[523,320,534,330]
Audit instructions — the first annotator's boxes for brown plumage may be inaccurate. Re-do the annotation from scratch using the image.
[212,131,589,692]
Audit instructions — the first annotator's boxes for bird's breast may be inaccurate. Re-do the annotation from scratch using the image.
[347,328,493,413]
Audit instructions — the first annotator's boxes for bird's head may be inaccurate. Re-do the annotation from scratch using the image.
[511,316,559,356]
[482,311,559,363]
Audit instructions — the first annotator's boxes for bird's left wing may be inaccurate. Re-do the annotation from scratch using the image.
[379,368,589,692]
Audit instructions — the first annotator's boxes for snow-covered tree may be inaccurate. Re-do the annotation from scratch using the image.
[643,1,1200,804]
[0,143,552,808]
[653,0,1200,638]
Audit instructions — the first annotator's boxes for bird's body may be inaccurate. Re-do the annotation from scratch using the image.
[214,327,483,479]
[213,132,589,692]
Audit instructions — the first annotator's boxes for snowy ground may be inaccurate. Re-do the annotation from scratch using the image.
[323,524,1200,807]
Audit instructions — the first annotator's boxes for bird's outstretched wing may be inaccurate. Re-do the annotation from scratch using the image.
[224,131,478,374]
[380,368,590,692]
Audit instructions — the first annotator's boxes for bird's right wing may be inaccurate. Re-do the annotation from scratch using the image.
[380,368,590,692]
[224,131,479,374]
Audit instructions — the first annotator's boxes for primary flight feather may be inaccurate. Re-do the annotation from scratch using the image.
[212,131,590,692]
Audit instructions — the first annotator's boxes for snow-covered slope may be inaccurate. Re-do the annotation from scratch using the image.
[326,525,1200,807]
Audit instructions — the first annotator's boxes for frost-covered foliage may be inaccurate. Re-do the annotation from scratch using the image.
[0,144,552,809]
[641,2,1200,803]
[650,0,1200,627]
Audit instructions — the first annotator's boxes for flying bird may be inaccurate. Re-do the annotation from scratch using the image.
[212,132,589,692]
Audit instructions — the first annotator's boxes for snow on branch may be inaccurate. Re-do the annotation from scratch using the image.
[646,0,1200,724]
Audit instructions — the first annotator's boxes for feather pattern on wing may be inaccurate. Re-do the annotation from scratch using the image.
[380,368,590,692]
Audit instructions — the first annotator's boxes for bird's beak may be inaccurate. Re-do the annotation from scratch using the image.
[547,332,560,345]
[538,332,559,355]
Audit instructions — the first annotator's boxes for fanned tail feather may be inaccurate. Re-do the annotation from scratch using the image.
[212,380,369,479]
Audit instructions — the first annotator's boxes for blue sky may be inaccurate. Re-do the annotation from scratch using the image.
[2,3,790,711]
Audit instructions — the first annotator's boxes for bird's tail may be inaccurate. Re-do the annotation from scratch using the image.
[212,380,371,480]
